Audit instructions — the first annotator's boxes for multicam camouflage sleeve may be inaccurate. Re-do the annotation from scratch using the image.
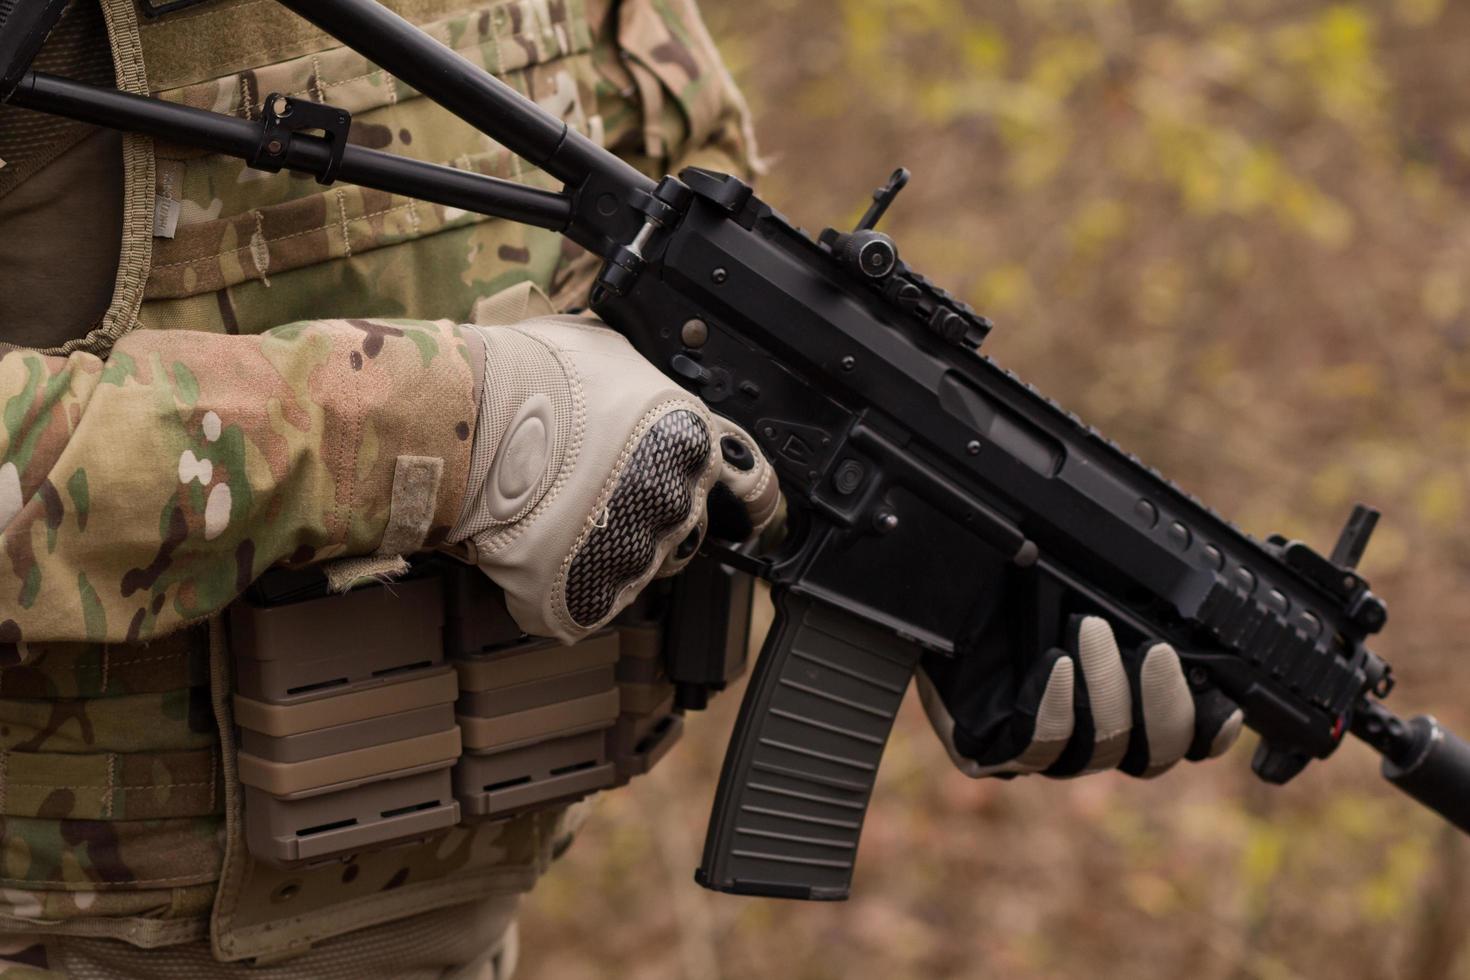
[0,321,478,652]
[0,0,754,659]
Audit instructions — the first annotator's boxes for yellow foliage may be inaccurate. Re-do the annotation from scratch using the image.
[794,75,851,120]
[1442,353,1470,394]
[960,24,1008,75]
[1311,463,1356,509]
[1324,794,1392,840]
[1138,260,1186,327]
[976,262,1034,314]
[1270,6,1388,131]
[1240,819,1287,901]
[1208,233,1255,282]
[1310,362,1382,400]
[1357,837,1430,921]
[1363,522,1409,574]
[839,0,886,64]
[1277,178,1356,249]
[1422,267,1464,325]
[1402,161,1448,210]
[1175,0,1226,24]
[1193,342,1237,387]
[1394,0,1445,25]
[1026,35,1104,101]
[1069,198,1129,257]
[1415,470,1463,528]
[1124,873,1180,918]
[1358,443,1414,496]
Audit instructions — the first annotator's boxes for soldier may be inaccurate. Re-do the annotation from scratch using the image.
[0,1,1241,976]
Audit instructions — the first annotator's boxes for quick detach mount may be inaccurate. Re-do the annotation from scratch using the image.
[250,93,352,186]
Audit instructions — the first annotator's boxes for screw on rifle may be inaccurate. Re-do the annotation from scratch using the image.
[266,139,285,155]
[966,440,982,456]
[841,356,856,371]
[711,267,729,285]
[1189,667,1209,687]
[873,510,900,534]
[760,425,777,440]
[681,318,709,348]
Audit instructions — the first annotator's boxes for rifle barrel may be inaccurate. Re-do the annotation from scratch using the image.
[1354,700,1470,832]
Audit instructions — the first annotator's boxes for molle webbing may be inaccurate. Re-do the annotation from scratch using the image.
[0,628,217,824]
[135,0,498,92]
[0,747,221,820]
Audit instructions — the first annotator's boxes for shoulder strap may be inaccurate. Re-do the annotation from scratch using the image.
[38,0,157,358]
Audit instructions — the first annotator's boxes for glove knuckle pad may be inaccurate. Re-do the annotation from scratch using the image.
[563,408,711,627]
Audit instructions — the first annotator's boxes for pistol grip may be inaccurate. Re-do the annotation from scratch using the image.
[695,590,919,900]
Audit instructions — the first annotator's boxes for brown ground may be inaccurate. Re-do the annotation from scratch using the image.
[520,2,1470,977]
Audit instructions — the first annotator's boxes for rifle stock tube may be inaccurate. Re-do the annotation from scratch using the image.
[271,0,652,196]
[8,72,575,231]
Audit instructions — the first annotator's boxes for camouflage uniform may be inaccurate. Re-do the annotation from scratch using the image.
[0,0,753,973]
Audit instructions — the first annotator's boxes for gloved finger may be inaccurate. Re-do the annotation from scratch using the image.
[919,648,1076,777]
[1013,652,1079,773]
[1073,615,1132,773]
[707,416,780,541]
[1117,642,1196,778]
[1185,686,1245,761]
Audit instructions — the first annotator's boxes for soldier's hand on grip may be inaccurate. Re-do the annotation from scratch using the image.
[920,615,1244,779]
[447,315,780,644]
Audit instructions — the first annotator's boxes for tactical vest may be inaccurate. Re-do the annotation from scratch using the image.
[0,0,753,961]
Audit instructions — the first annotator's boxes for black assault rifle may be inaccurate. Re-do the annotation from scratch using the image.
[4,0,1468,901]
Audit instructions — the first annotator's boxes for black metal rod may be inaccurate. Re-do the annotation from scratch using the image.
[272,0,653,197]
[10,71,575,231]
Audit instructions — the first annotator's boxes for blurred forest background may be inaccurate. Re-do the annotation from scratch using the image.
[522,1,1470,977]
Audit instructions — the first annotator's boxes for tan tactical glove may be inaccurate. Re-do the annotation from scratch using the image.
[920,615,1244,779]
[449,314,779,644]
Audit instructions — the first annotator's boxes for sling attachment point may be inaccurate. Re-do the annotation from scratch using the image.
[251,93,352,186]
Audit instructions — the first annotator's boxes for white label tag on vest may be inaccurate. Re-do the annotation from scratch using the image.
[154,197,182,239]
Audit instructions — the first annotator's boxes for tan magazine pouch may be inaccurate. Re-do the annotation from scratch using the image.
[211,558,685,963]
[212,570,544,964]
[228,577,463,869]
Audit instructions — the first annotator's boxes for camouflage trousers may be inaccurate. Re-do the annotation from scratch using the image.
[0,893,519,979]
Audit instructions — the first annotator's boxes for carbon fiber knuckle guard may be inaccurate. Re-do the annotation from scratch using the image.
[564,409,711,627]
